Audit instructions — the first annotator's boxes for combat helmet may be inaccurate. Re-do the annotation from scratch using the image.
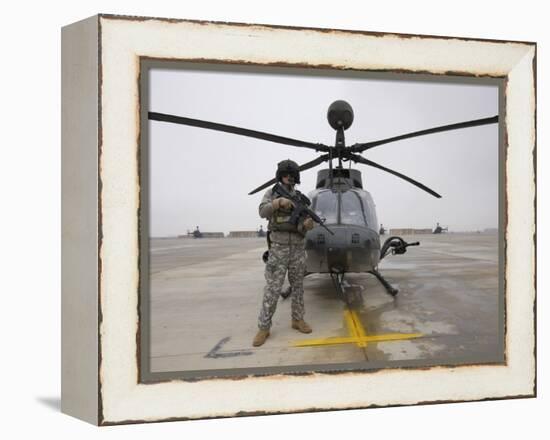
[276,159,300,184]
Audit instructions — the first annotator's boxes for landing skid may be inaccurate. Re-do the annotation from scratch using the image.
[330,272,359,305]
[368,269,398,297]
[330,272,347,299]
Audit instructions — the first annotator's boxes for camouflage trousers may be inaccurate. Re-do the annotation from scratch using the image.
[258,242,306,330]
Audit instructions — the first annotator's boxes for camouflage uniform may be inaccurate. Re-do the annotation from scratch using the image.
[257,185,307,330]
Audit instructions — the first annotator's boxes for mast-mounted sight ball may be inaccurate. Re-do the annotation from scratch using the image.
[327,100,354,130]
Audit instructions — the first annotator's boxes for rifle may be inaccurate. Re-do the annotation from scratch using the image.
[272,183,335,235]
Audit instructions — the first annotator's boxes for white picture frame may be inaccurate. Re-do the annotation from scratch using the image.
[61,14,536,425]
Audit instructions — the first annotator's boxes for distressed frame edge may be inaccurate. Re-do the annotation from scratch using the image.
[96,12,537,46]
[503,45,537,401]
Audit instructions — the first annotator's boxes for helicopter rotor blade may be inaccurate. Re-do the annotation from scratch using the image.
[248,178,278,196]
[350,153,442,198]
[149,112,330,152]
[248,154,330,195]
[299,154,331,171]
[351,115,498,153]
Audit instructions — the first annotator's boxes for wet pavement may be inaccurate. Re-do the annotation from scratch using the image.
[146,233,502,378]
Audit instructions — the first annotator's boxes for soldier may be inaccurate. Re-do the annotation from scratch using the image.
[253,160,315,347]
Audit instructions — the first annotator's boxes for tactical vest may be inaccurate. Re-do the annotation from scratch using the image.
[268,187,307,234]
[269,205,299,233]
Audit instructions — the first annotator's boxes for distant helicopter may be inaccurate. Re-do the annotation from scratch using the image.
[433,222,449,234]
[149,100,498,298]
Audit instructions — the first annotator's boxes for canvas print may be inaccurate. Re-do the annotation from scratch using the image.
[141,62,503,380]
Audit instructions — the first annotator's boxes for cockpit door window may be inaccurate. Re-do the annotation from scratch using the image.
[312,190,338,224]
[340,191,368,226]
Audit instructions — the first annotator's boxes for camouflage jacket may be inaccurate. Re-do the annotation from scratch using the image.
[259,185,306,245]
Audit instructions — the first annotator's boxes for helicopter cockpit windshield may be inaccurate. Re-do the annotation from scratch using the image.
[312,190,338,224]
[312,188,378,229]
[340,191,368,226]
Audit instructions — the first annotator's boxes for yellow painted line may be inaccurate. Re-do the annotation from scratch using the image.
[343,309,363,346]
[294,307,423,348]
[350,310,368,347]
[292,333,423,347]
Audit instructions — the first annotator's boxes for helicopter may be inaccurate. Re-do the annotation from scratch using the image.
[148,100,498,298]
[433,222,449,234]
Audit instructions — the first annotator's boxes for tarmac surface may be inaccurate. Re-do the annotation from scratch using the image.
[147,233,502,377]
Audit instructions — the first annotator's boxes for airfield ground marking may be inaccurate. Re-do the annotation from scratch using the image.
[293,308,423,348]
[346,309,368,348]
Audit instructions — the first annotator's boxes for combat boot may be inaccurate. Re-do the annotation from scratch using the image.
[252,329,270,347]
[292,319,312,334]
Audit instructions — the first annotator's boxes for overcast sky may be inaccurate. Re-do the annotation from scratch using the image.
[148,65,499,237]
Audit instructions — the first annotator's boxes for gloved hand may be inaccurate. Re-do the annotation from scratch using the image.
[272,197,294,210]
[303,217,315,231]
